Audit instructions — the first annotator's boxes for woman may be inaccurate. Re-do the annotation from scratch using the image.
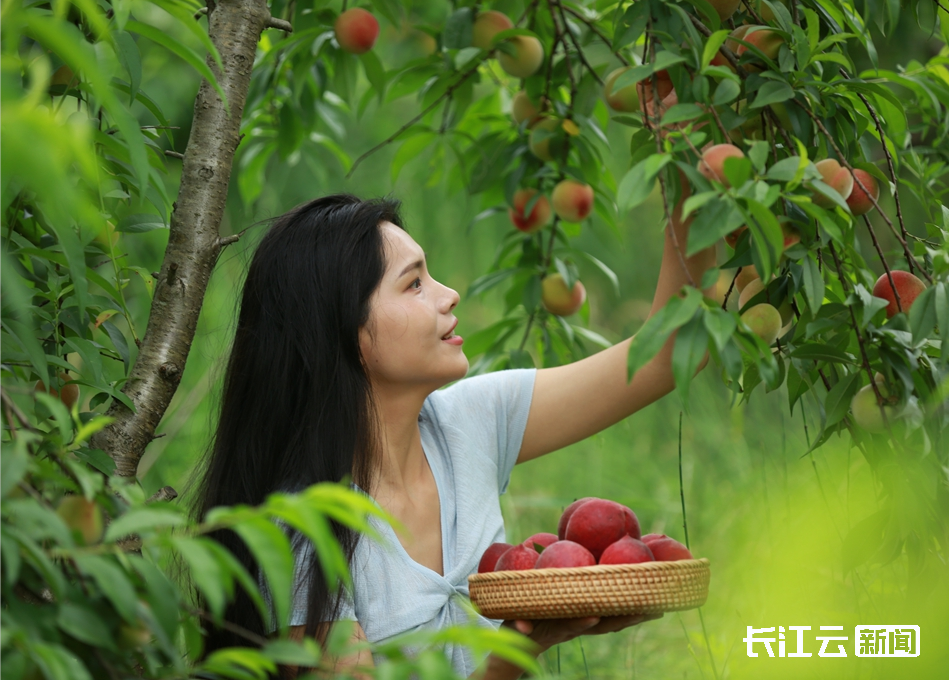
[194,190,715,678]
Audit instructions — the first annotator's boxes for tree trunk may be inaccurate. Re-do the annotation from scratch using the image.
[91,0,273,478]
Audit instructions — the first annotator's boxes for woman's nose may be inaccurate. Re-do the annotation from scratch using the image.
[442,283,460,311]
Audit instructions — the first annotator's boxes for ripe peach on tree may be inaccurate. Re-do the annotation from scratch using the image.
[872,270,926,318]
[333,8,379,54]
[508,188,551,233]
[551,179,594,222]
[846,169,880,216]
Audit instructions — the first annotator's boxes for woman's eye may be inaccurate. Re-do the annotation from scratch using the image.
[411,277,422,290]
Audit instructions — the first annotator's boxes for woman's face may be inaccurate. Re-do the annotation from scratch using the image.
[359,222,468,388]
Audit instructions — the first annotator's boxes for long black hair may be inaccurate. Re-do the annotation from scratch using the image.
[192,194,403,657]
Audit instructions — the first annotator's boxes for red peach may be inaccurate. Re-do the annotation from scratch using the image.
[648,537,694,561]
[535,540,596,568]
[495,543,539,571]
[523,532,559,550]
[621,506,642,540]
[333,8,379,54]
[641,533,668,544]
[872,270,926,318]
[564,498,628,560]
[598,536,655,565]
[478,542,514,573]
[551,179,594,222]
[509,188,551,233]
[846,169,880,216]
[557,497,595,540]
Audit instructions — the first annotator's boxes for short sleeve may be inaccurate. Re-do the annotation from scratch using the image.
[424,368,537,494]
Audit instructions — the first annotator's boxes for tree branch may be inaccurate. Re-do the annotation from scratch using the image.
[91,0,276,478]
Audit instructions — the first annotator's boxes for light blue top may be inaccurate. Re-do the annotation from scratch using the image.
[272,368,537,675]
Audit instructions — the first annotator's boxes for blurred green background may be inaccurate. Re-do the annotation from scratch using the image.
[105,9,949,678]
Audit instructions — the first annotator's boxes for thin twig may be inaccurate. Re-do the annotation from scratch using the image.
[827,243,892,430]
[561,5,630,66]
[722,268,740,310]
[346,63,482,178]
[795,102,932,282]
[554,0,603,85]
[863,214,903,313]
[845,75,914,274]
[164,150,185,159]
[148,486,178,503]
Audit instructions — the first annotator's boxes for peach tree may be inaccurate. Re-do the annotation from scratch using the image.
[2,0,947,677]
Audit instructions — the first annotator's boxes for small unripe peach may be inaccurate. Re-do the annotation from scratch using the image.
[509,188,551,233]
[528,117,567,162]
[551,179,594,222]
[734,265,760,293]
[872,270,926,318]
[846,169,880,216]
[472,10,513,50]
[57,496,104,544]
[697,144,745,187]
[542,274,586,316]
[512,91,541,126]
[333,8,379,54]
[850,379,895,433]
[603,67,641,113]
[740,303,783,345]
[498,35,544,78]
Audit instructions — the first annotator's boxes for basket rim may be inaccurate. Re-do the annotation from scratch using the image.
[468,557,710,584]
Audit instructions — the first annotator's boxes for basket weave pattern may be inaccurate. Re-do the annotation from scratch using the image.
[468,558,710,620]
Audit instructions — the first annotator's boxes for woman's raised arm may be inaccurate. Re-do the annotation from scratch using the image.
[517,184,717,464]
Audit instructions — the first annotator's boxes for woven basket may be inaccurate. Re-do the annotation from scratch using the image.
[467,558,710,620]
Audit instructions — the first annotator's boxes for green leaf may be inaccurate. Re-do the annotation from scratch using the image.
[790,343,857,364]
[824,371,861,428]
[801,252,825,314]
[712,78,741,105]
[444,8,474,49]
[74,555,138,621]
[702,30,730,68]
[104,507,186,543]
[467,268,522,298]
[116,213,166,233]
[703,307,737,352]
[1,318,48,383]
[627,288,703,381]
[617,154,671,212]
[57,602,117,650]
[661,104,705,125]
[751,81,794,109]
[232,518,294,631]
[174,536,230,623]
[672,312,709,406]
[126,20,227,109]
